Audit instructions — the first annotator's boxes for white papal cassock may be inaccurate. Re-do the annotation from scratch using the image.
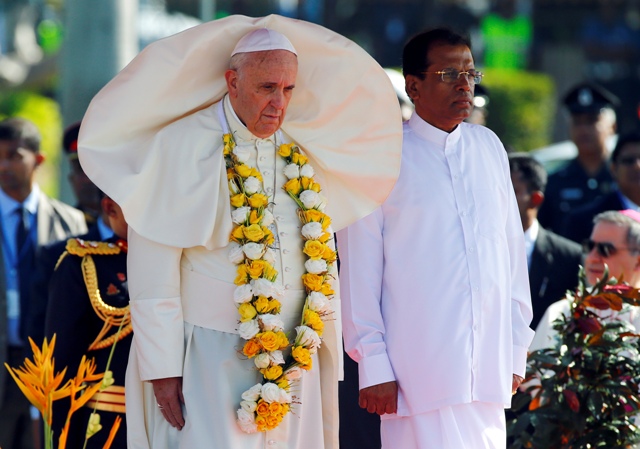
[77,15,403,449]
[337,112,535,449]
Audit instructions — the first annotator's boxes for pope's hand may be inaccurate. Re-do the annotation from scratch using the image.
[359,380,398,415]
[152,377,185,430]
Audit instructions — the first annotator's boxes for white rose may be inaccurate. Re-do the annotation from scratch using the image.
[262,210,274,227]
[241,383,263,402]
[238,320,260,340]
[307,292,330,313]
[233,146,251,163]
[296,326,321,352]
[284,366,303,381]
[242,242,265,260]
[305,259,327,275]
[254,353,271,369]
[233,284,254,304]
[228,243,245,264]
[252,278,284,300]
[269,350,285,365]
[300,164,315,178]
[327,261,338,276]
[279,388,292,404]
[260,383,281,403]
[301,222,323,239]
[299,190,320,209]
[317,193,328,211]
[260,314,284,332]
[240,400,257,414]
[237,409,257,434]
[283,163,300,179]
[263,247,276,265]
[244,176,262,195]
[231,206,251,225]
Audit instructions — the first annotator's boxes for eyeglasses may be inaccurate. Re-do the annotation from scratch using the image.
[582,239,638,258]
[422,69,484,85]
[617,155,640,166]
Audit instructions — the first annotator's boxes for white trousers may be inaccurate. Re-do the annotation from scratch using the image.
[381,402,505,449]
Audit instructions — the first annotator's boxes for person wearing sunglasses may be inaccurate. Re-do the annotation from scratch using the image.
[531,209,640,351]
[560,130,640,244]
[338,28,533,449]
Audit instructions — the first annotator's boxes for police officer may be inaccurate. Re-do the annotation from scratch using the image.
[537,82,619,232]
[44,194,130,449]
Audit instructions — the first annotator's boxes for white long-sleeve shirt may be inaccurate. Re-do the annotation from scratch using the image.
[337,112,534,418]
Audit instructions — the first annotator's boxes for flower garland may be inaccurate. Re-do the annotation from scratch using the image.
[223,133,337,434]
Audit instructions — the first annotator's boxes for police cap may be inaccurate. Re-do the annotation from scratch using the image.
[562,82,620,115]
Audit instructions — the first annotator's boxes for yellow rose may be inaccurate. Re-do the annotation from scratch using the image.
[318,232,331,243]
[303,240,326,259]
[300,176,311,190]
[269,402,283,415]
[278,143,294,158]
[234,265,249,285]
[304,209,324,223]
[302,273,324,292]
[249,168,264,182]
[249,210,261,224]
[256,400,270,417]
[320,282,335,296]
[231,225,245,242]
[258,331,280,352]
[263,227,275,245]
[321,215,332,231]
[238,303,257,322]
[276,331,289,349]
[310,182,321,193]
[242,339,261,358]
[261,365,283,380]
[304,310,324,335]
[292,152,308,165]
[292,345,312,366]
[277,378,289,390]
[254,295,270,313]
[243,224,265,242]
[246,260,266,279]
[265,415,279,429]
[300,360,313,371]
[248,193,269,209]
[256,415,267,431]
[262,264,278,281]
[283,178,301,196]
[227,168,235,180]
[235,164,253,178]
[322,247,337,263]
[230,193,247,208]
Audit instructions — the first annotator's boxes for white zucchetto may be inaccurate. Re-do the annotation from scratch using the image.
[231,28,297,56]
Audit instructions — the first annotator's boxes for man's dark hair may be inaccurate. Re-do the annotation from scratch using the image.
[0,117,41,152]
[611,129,640,163]
[402,28,471,79]
[508,152,548,193]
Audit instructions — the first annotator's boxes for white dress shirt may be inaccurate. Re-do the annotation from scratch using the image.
[338,112,534,418]
[523,219,540,267]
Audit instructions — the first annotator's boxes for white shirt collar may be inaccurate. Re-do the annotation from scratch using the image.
[0,184,40,218]
[523,219,539,267]
[407,112,462,148]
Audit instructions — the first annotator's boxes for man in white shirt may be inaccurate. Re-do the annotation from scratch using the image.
[78,15,402,449]
[337,28,534,449]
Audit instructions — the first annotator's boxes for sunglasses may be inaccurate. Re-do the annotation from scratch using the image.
[582,239,637,258]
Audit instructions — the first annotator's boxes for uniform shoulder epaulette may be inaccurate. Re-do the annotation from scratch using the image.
[65,238,122,257]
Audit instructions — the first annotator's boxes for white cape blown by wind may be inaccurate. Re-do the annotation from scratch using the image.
[78,14,403,249]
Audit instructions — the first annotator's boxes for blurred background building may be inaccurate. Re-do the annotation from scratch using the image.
[1,0,639,201]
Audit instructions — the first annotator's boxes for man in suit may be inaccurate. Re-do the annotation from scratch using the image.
[509,153,583,329]
[560,130,640,244]
[0,117,87,449]
[537,82,618,232]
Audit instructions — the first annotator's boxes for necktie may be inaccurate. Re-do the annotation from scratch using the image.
[15,206,29,253]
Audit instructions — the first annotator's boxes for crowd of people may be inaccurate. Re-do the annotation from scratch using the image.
[0,13,639,449]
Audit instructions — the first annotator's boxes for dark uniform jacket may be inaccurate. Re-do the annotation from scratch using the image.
[537,158,615,233]
[529,227,583,330]
[559,190,626,244]
[45,237,130,449]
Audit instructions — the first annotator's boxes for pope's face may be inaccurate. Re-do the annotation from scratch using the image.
[226,50,298,138]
